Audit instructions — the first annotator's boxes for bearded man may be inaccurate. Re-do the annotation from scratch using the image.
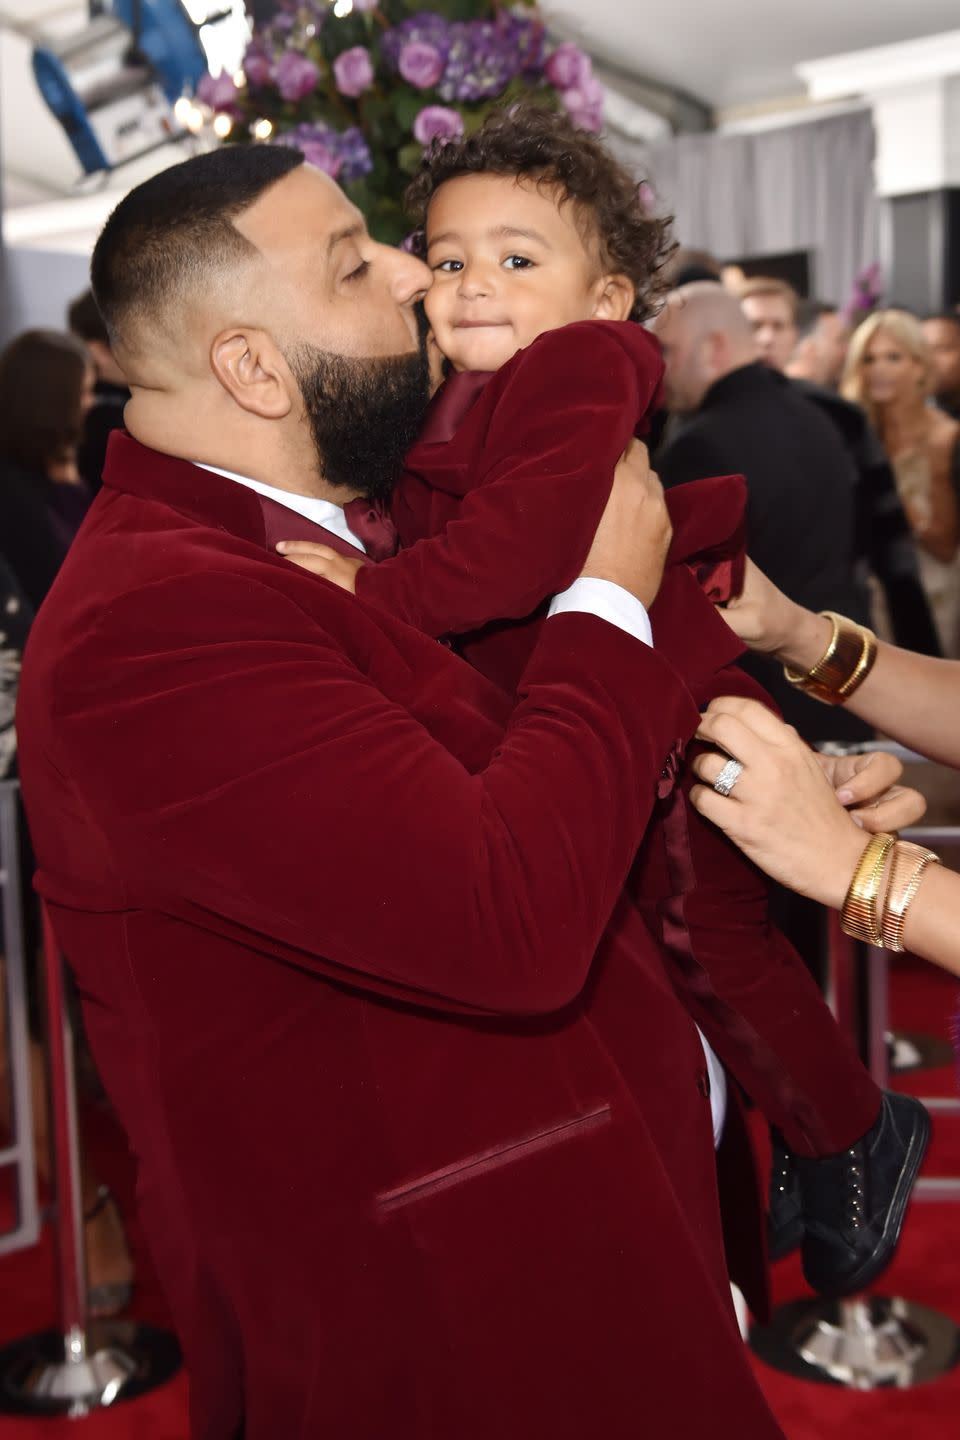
[17,146,784,1440]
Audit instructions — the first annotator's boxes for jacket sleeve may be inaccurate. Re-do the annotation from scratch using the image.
[356,323,661,636]
[54,571,698,1018]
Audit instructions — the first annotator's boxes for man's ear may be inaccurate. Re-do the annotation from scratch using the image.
[210,329,294,419]
[593,273,636,322]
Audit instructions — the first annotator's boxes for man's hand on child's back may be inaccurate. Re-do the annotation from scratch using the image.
[579,441,672,609]
[276,541,363,594]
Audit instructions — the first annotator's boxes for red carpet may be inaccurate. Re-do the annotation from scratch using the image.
[1,954,957,1438]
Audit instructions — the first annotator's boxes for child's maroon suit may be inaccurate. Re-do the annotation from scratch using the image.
[357,319,882,1163]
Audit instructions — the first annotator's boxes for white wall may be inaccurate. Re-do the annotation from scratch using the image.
[0,246,91,346]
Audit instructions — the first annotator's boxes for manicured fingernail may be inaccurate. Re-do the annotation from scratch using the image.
[836,788,854,803]
[276,542,288,552]
[851,814,864,828]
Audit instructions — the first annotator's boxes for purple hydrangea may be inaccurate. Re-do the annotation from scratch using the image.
[333,45,374,98]
[337,126,375,181]
[559,72,604,133]
[544,41,592,92]
[276,123,373,184]
[398,41,445,90]
[495,10,547,73]
[275,51,320,103]
[196,70,239,113]
[413,105,464,147]
[438,22,518,103]
[352,0,380,10]
[300,142,343,178]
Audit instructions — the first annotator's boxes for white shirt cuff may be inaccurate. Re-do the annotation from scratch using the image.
[547,577,653,647]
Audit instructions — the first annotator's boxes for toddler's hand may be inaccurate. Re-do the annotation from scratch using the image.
[276,541,363,594]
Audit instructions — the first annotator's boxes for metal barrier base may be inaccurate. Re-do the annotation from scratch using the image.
[751,1296,960,1390]
[0,1320,181,1417]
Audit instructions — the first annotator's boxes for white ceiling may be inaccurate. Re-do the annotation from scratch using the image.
[554,0,960,109]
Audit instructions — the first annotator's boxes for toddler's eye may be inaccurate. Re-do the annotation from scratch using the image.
[503,255,533,271]
[434,259,463,273]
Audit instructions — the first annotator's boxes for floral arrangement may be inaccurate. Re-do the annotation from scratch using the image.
[196,1,602,243]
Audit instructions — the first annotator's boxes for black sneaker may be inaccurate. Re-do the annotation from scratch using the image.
[796,1091,930,1297]
[768,1131,804,1261]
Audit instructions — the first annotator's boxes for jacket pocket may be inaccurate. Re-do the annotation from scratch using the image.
[376,1103,613,1214]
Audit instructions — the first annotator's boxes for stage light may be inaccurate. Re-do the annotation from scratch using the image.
[30,1,247,176]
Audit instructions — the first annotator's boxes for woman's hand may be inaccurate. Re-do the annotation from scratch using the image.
[689,696,873,910]
[719,558,832,670]
[276,542,363,593]
[816,750,926,833]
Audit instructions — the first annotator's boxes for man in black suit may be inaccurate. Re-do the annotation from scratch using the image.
[653,282,870,744]
[738,278,939,658]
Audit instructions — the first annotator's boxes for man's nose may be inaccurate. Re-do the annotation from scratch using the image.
[384,245,432,306]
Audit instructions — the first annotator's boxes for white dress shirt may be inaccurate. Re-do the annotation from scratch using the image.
[198,460,727,1145]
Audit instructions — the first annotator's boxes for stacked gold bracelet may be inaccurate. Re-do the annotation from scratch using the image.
[841,833,941,951]
[784,612,878,706]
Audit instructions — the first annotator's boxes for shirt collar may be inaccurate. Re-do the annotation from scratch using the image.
[195,462,365,553]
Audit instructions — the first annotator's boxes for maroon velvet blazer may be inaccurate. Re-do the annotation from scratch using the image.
[17,434,783,1440]
[359,320,880,1165]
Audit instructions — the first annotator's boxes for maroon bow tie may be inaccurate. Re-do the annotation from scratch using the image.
[342,498,399,562]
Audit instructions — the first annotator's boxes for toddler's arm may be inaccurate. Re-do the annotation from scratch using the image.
[356,322,663,636]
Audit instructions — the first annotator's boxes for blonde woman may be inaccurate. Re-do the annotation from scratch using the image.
[843,309,960,653]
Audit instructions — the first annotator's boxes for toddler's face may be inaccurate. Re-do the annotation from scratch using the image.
[423,173,613,373]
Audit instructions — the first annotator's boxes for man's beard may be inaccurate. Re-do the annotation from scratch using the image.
[287,338,430,504]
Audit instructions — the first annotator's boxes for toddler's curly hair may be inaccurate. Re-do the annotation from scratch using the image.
[404,102,675,322]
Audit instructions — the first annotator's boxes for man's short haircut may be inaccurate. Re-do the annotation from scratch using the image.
[404,102,675,323]
[923,311,960,333]
[68,289,110,347]
[795,298,839,340]
[91,144,304,354]
[737,275,799,323]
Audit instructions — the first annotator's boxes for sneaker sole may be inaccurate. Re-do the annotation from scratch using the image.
[819,1099,931,1298]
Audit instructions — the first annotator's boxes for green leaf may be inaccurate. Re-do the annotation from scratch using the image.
[397,140,424,175]
[393,86,426,132]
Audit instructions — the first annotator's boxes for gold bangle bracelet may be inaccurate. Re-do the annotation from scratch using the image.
[837,627,878,700]
[841,832,896,945]
[785,612,878,707]
[880,841,940,953]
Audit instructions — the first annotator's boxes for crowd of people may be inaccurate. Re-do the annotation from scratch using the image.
[1,100,959,1438]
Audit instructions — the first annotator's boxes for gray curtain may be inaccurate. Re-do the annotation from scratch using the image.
[640,109,879,306]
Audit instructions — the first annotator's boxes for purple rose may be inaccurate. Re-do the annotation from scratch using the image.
[242,47,274,89]
[560,74,604,133]
[413,105,464,147]
[196,70,239,113]
[299,141,343,178]
[333,45,374,99]
[275,51,320,103]
[545,41,592,93]
[398,41,444,90]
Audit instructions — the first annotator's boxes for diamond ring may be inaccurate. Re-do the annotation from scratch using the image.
[713,758,744,797]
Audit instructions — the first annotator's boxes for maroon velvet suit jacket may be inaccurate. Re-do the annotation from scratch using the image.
[17,434,783,1440]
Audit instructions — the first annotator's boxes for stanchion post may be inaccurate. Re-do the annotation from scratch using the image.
[0,780,40,1257]
[40,906,88,1370]
[0,883,182,1415]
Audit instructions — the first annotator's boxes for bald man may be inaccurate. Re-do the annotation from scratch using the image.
[653,283,871,744]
